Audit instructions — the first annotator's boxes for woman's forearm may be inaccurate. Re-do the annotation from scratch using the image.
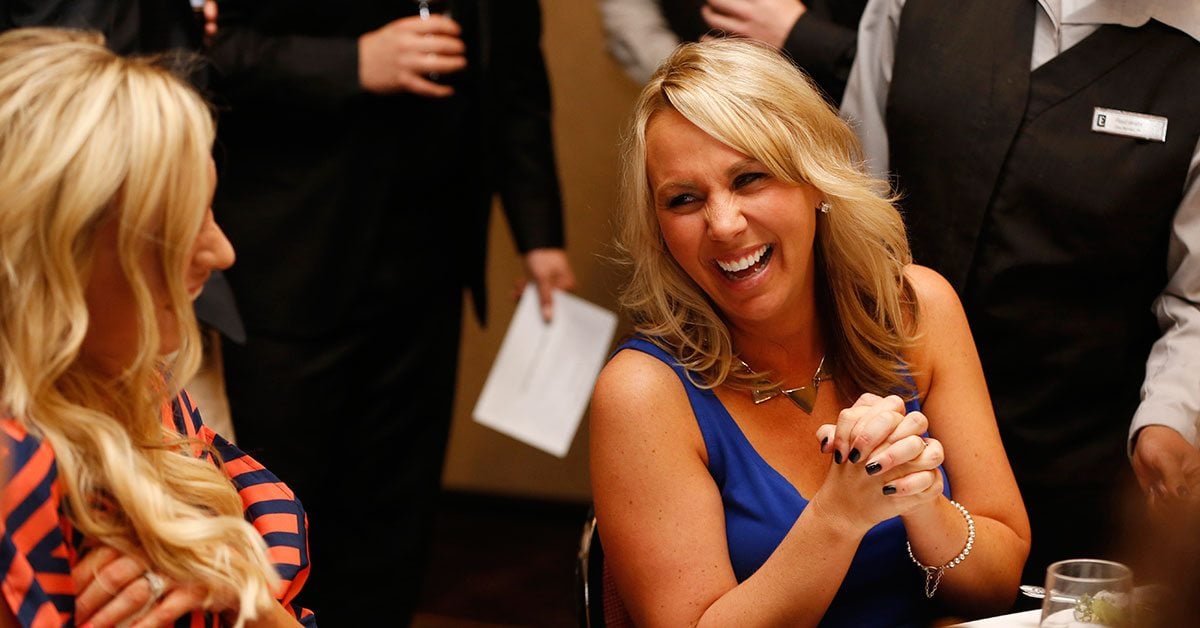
[694,498,869,627]
[902,497,1029,614]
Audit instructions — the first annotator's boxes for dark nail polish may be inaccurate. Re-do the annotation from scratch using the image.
[820,437,829,452]
[882,485,897,495]
[834,450,843,464]
[865,461,882,475]
[848,448,861,464]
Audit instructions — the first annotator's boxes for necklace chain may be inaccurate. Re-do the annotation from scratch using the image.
[740,355,832,414]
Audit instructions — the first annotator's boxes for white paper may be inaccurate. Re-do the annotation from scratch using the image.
[472,286,618,457]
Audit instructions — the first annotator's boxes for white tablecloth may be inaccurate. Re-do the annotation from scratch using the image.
[951,609,1041,627]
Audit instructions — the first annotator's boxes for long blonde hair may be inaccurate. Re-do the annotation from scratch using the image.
[0,28,277,622]
[617,39,918,399]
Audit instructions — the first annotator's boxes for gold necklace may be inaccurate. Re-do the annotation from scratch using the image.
[739,355,832,414]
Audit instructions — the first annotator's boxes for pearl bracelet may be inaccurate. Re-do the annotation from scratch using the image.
[906,499,976,598]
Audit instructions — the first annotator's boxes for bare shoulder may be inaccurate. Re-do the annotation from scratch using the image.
[592,346,694,435]
[590,344,709,472]
[595,345,684,400]
[904,263,963,323]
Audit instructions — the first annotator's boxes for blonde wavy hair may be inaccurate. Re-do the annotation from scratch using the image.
[0,28,277,622]
[617,38,919,399]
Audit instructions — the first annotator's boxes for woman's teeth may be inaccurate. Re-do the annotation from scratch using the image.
[716,244,772,279]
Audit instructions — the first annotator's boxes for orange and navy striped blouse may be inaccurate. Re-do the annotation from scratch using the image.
[0,392,316,627]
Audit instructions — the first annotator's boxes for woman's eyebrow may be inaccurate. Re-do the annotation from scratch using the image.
[725,157,761,176]
[653,178,697,198]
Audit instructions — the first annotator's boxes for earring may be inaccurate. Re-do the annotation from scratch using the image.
[818,201,831,214]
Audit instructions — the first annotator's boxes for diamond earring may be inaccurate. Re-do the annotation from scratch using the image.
[818,201,831,214]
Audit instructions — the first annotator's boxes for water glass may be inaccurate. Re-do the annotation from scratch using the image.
[415,0,450,19]
[1040,559,1134,627]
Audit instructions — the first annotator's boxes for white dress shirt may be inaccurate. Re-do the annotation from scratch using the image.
[600,0,686,84]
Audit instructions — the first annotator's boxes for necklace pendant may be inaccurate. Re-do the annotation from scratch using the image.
[783,386,817,413]
[751,389,776,404]
[742,355,829,414]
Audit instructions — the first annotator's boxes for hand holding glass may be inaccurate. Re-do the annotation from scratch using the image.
[414,0,450,81]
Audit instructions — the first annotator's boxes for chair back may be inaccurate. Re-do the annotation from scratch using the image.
[576,507,634,627]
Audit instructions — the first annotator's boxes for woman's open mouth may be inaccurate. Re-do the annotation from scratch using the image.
[715,244,773,280]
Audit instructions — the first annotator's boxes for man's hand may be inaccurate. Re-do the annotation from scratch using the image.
[358,15,467,97]
[701,0,806,49]
[1132,425,1200,506]
[518,248,576,322]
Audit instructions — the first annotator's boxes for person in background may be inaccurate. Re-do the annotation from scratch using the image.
[841,0,1200,587]
[0,0,242,443]
[600,0,866,103]
[0,0,212,55]
[590,39,1029,626]
[205,0,575,623]
[0,28,312,627]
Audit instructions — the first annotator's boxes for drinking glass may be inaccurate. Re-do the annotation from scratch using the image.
[1040,559,1134,627]
[415,0,449,20]
[414,0,451,81]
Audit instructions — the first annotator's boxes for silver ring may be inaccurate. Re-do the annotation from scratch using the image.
[143,571,167,602]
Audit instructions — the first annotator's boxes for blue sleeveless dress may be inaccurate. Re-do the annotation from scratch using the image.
[619,337,947,627]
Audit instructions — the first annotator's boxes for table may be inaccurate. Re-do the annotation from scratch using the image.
[951,609,1040,627]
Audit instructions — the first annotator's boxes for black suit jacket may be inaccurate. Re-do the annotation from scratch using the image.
[0,0,198,52]
[207,0,565,335]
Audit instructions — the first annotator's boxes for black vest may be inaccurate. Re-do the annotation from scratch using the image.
[886,0,1200,487]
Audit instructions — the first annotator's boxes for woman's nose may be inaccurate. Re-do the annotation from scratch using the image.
[705,196,747,241]
[194,213,236,271]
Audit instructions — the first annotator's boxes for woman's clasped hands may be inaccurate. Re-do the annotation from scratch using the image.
[814,393,945,531]
[72,546,209,628]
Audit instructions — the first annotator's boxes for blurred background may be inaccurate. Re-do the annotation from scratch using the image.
[416,1,639,625]
[443,0,636,505]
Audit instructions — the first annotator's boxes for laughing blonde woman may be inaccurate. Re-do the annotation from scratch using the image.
[589,39,1030,626]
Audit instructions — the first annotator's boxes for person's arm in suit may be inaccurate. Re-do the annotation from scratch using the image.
[1,0,103,30]
[489,0,575,320]
[701,0,864,104]
[205,2,362,111]
[206,2,465,111]
[0,0,143,52]
[778,1,863,104]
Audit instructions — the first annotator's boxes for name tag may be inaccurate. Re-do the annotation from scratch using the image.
[1091,107,1168,142]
